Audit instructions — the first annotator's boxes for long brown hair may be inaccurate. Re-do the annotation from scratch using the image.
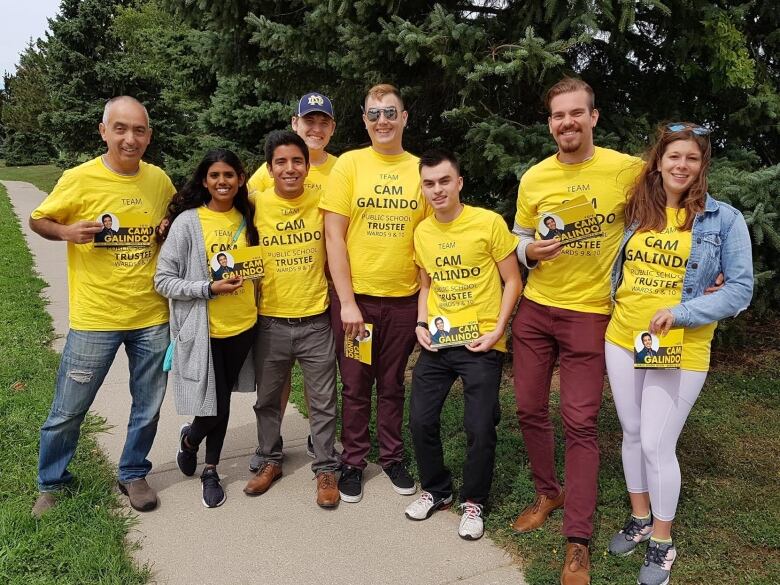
[625,123,712,232]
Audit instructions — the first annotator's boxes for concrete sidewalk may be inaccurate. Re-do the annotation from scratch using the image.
[6,179,527,585]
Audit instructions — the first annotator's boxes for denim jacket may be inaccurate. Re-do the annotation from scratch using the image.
[610,194,753,328]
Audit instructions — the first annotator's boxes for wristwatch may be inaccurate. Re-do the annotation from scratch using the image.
[416,321,428,329]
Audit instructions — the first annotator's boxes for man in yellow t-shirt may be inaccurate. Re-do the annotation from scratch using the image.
[244,131,340,509]
[509,77,642,585]
[319,83,428,503]
[29,96,175,518]
[246,92,337,458]
[247,92,337,198]
[406,149,521,540]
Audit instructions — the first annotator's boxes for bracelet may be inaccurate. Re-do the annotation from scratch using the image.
[416,321,428,329]
[208,282,215,298]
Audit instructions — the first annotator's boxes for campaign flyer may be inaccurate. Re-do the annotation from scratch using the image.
[345,323,373,365]
[536,195,603,246]
[428,307,480,349]
[208,246,265,281]
[93,211,155,247]
[633,329,684,369]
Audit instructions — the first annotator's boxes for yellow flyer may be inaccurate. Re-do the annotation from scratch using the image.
[536,195,603,246]
[208,246,265,281]
[428,307,480,349]
[345,323,373,365]
[93,211,155,247]
[633,329,684,369]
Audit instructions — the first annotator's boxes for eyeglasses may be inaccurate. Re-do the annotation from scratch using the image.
[364,106,399,122]
[666,123,711,136]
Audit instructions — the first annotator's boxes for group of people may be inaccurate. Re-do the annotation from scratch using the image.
[28,77,753,585]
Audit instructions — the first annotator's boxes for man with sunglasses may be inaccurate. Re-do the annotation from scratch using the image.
[509,77,644,585]
[320,83,428,503]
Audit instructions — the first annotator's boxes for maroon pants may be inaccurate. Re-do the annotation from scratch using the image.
[512,298,609,539]
[330,292,418,469]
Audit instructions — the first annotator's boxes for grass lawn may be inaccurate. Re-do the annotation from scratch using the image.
[292,340,780,585]
[0,164,63,193]
[0,183,148,584]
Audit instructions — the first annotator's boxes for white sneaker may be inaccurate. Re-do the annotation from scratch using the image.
[405,491,453,521]
[458,501,484,540]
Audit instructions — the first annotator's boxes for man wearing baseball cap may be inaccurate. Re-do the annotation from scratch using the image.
[247,92,337,197]
[247,91,338,471]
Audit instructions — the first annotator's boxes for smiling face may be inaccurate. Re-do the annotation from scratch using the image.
[544,217,557,231]
[548,89,599,163]
[203,161,244,209]
[217,254,228,267]
[291,112,335,155]
[659,139,703,202]
[642,334,653,349]
[420,161,463,217]
[435,318,445,331]
[363,93,407,155]
[102,216,113,229]
[269,143,309,199]
[99,99,152,174]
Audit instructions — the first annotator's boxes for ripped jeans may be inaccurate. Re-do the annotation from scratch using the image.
[37,324,169,491]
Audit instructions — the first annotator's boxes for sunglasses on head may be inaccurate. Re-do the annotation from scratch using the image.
[666,123,711,136]
[363,106,399,122]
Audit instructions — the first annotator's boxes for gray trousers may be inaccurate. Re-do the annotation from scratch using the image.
[253,312,339,473]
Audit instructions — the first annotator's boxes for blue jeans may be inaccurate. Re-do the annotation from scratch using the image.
[37,323,169,491]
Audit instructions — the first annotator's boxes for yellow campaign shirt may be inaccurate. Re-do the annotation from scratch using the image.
[255,185,328,318]
[606,208,716,371]
[515,147,643,314]
[413,206,519,352]
[197,206,257,338]
[31,157,174,331]
[247,153,338,202]
[319,147,429,297]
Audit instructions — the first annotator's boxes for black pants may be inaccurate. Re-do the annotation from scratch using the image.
[188,325,255,465]
[409,346,503,506]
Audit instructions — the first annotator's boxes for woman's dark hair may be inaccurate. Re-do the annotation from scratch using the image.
[625,122,711,233]
[158,149,259,246]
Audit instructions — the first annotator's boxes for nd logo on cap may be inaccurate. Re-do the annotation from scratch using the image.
[298,92,334,118]
[308,95,325,106]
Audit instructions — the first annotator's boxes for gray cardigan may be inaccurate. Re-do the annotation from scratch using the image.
[154,208,255,417]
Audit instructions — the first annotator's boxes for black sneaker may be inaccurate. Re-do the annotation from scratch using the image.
[176,423,197,476]
[338,465,363,503]
[383,461,417,496]
[200,467,226,508]
[306,435,315,459]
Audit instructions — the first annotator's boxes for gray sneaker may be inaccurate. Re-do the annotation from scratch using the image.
[32,492,57,519]
[608,514,653,556]
[638,539,676,585]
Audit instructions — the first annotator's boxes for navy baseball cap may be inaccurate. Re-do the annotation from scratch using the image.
[297,92,335,119]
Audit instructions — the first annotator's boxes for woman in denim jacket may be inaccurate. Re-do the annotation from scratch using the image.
[602,123,753,585]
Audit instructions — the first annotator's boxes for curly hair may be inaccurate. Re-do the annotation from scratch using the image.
[158,149,259,246]
[625,123,711,233]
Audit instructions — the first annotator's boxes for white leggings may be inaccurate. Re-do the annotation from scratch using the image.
[604,342,707,521]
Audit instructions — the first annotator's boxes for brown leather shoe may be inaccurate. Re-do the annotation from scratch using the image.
[118,478,158,512]
[511,489,565,533]
[244,462,282,496]
[316,471,339,508]
[560,542,590,585]
[32,492,57,519]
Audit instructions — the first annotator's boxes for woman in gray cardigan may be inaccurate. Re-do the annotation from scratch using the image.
[155,149,258,508]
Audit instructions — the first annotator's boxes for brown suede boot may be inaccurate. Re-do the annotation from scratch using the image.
[243,462,282,496]
[117,478,158,512]
[560,542,591,585]
[316,471,339,508]
[511,489,565,533]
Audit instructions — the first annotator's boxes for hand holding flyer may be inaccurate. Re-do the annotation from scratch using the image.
[93,211,155,247]
[536,195,603,246]
[633,329,684,369]
[428,307,480,349]
[345,323,373,365]
[208,246,265,281]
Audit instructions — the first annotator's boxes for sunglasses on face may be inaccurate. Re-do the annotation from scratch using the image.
[364,106,399,122]
[666,123,711,136]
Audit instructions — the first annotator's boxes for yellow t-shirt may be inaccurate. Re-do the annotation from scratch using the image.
[515,147,643,314]
[606,208,716,371]
[319,147,429,297]
[247,153,337,201]
[197,206,257,338]
[413,206,519,352]
[255,186,328,318]
[31,157,174,331]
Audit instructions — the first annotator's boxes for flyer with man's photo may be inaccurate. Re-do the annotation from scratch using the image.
[535,195,603,246]
[633,329,684,369]
[208,247,265,281]
[93,211,155,247]
[428,307,480,349]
